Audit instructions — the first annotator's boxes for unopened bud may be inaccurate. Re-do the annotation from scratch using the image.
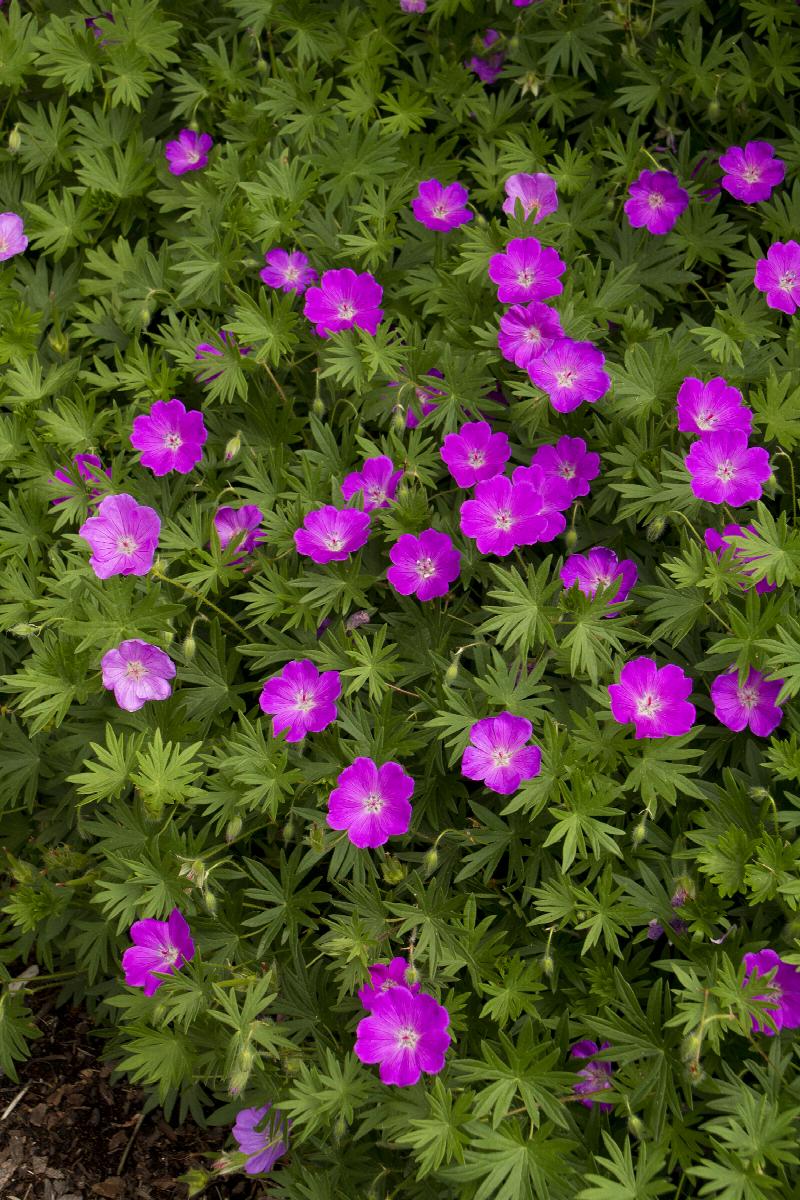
[682,1033,702,1061]
[564,527,578,551]
[224,431,241,461]
[392,405,406,433]
[139,307,152,328]
[203,887,217,915]
[48,330,69,356]
[542,953,554,976]
[632,818,647,846]
[152,1003,166,1023]
[333,1115,348,1142]
[256,57,267,72]
[707,99,721,120]
[10,623,38,636]
[311,396,325,417]
[405,964,419,986]
[628,1114,646,1139]
[646,515,667,542]
[444,656,460,683]
[381,855,407,884]
[8,125,21,153]
[423,847,439,873]
[282,819,296,843]
[184,1168,210,1197]
[182,633,196,660]
[226,815,243,842]
[309,824,325,853]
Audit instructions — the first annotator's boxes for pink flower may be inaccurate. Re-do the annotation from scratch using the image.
[101,639,175,712]
[754,240,800,314]
[528,338,611,413]
[79,493,160,579]
[459,474,551,557]
[122,909,194,996]
[232,1105,289,1175]
[468,30,505,84]
[742,949,800,1035]
[487,237,566,303]
[403,370,445,428]
[0,212,28,260]
[684,432,771,507]
[710,667,783,737]
[624,169,689,234]
[401,0,426,9]
[719,142,785,204]
[214,505,265,559]
[704,524,776,595]
[510,463,572,538]
[497,302,564,370]
[571,1041,613,1111]
[194,330,252,382]
[502,173,558,222]
[341,456,403,510]
[387,529,461,601]
[303,268,383,337]
[461,712,542,794]
[164,129,213,175]
[260,248,317,294]
[294,506,371,563]
[412,179,473,232]
[51,453,110,505]
[528,436,600,503]
[354,987,450,1086]
[676,376,752,437]
[259,659,341,742]
[358,958,420,1010]
[130,399,208,476]
[608,657,695,739]
[327,757,414,848]
[561,548,637,608]
[439,420,511,487]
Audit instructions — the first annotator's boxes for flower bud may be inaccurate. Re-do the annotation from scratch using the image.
[333,1114,348,1142]
[632,818,647,845]
[444,655,460,683]
[226,815,243,842]
[708,99,721,120]
[139,307,152,328]
[224,431,241,461]
[682,1032,702,1062]
[48,330,69,356]
[256,57,268,72]
[11,623,39,636]
[564,527,578,551]
[542,953,554,976]
[8,125,21,153]
[152,1002,166,1024]
[182,633,196,660]
[646,515,667,541]
[628,1114,646,1139]
[312,396,325,418]
[392,406,406,433]
[381,855,407,884]
[203,887,217,915]
[309,824,325,853]
[163,628,175,645]
[184,1168,211,1197]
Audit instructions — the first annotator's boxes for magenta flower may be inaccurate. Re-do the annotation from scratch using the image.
[232,1105,289,1176]
[260,248,317,294]
[754,240,800,314]
[130,399,207,477]
[51,453,110,505]
[341,456,403,510]
[742,949,800,1036]
[194,330,253,382]
[460,474,552,556]
[412,179,472,232]
[684,432,771,507]
[510,464,572,538]
[101,639,176,712]
[164,129,213,175]
[704,524,776,595]
[400,0,427,10]
[625,169,689,235]
[327,757,414,849]
[121,908,194,997]
[528,436,600,503]
[488,237,566,303]
[258,659,341,743]
[0,212,28,260]
[676,376,752,437]
[561,548,637,607]
[528,338,611,413]
[719,142,785,204]
[79,493,160,579]
[359,958,421,1010]
[354,987,450,1086]
[214,505,265,559]
[608,657,695,739]
[571,1041,613,1112]
[440,420,511,487]
[498,302,564,370]
[710,667,783,737]
[502,173,558,223]
[303,268,383,337]
[403,370,445,428]
[294,506,371,563]
[468,30,504,84]
[461,712,542,795]
[387,529,461,601]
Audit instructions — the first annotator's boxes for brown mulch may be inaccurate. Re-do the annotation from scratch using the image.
[0,1001,265,1200]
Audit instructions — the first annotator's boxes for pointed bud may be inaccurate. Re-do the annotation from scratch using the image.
[256,56,267,72]
[8,125,21,153]
[444,657,460,684]
[10,623,39,636]
[163,628,175,645]
[423,847,439,874]
[184,1169,211,1197]
[628,1114,646,1139]
[48,331,69,356]
[707,99,721,120]
[333,1115,348,1142]
[226,815,243,842]
[405,964,419,986]
[392,405,406,433]
[632,818,647,845]
[224,431,241,461]
[182,633,196,660]
[312,396,325,417]
[203,887,217,915]
[564,527,578,551]
[139,307,152,328]
[282,819,295,843]
[542,953,554,976]
[646,515,667,542]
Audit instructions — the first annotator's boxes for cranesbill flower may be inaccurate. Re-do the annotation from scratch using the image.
[354,987,451,1086]
[624,170,689,235]
[194,330,253,383]
[440,420,511,487]
[303,268,383,337]
[684,432,771,507]
[387,529,461,601]
[232,1105,289,1175]
[358,958,420,1010]
[704,524,776,595]
[122,908,194,996]
[461,712,541,794]
[502,173,558,222]
[469,29,504,84]
[488,237,566,303]
[259,659,341,742]
[260,248,317,294]
[294,506,371,563]
[571,1041,613,1111]
[561,548,637,607]
[460,475,548,556]
[165,129,213,175]
[710,667,783,737]
[742,949,800,1035]
[341,456,403,510]
[51,453,110,505]
[404,370,445,428]
[608,657,695,739]
[754,240,800,314]
[676,376,752,437]
[528,436,600,503]
[0,212,28,260]
[719,142,785,204]
[101,639,175,712]
[214,505,265,559]
[498,302,564,370]
[327,757,414,848]
[130,399,207,476]
[401,0,426,9]
[412,179,472,232]
[528,338,611,413]
[79,493,160,579]
[510,464,572,538]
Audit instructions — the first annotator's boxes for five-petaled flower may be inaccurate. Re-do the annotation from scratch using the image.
[528,338,611,413]
[122,908,194,996]
[608,656,696,738]
[51,453,110,506]
[754,240,800,314]
[488,236,566,303]
[341,456,403,510]
[327,757,414,848]
[571,1041,613,1111]
[294,505,371,563]
[358,958,420,1010]
[412,179,473,231]
[303,268,384,337]
[440,420,511,488]
[561,548,637,608]
[130,399,208,477]
[101,639,175,712]
[528,436,600,503]
[742,949,800,1035]
[719,142,785,204]
[214,505,265,560]
[79,493,160,579]
[259,659,341,742]
[165,129,213,175]
[232,1105,289,1176]
[260,248,318,294]
[710,666,783,737]
[624,169,689,235]
[354,986,450,1086]
[684,431,771,506]
[387,529,461,601]
[502,172,558,222]
[460,474,556,557]
[498,302,564,370]
[0,211,28,260]
[676,376,752,438]
[461,712,542,794]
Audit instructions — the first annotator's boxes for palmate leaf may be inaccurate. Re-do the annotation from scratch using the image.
[394,1079,474,1178]
[442,1119,579,1200]
[455,1024,573,1129]
[0,991,42,1083]
[577,1135,672,1200]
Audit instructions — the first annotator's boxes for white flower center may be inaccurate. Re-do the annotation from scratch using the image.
[555,369,576,388]
[294,690,314,713]
[116,536,138,556]
[696,410,716,430]
[636,692,662,718]
[338,303,356,320]
[432,203,448,218]
[743,165,762,183]
[285,266,299,281]
[648,192,665,209]
[737,685,759,710]
[467,449,485,468]
[164,432,182,450]
[396,1025,420,1051]
[366,486,386,504]
[162,942,180,966]
[324,534,344,551]
[124,660,146,681]
[592,571,615,588]
[494,508,513,531]
[363,791,384,815]
[0,237,8,255]
[524,326,542,343]
[559,463,576,479]
[416,556,436,580]
[491,747,513,768]
[779,271,797,292]
[715,459,735,483]
[516,269,534,288]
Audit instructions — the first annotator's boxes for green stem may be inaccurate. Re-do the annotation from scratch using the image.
[152,568,248,637]
[774,450,798,524]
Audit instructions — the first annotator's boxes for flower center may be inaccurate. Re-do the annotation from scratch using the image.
[116,535,138,556]
[516,269,534,288]
[493,508,513,531]
[432,202,449,218]
[124,660,146,681]
[555,369,577,388]
[395,1025,420,1051]
[366,486,386,504]
[0,237,8,255]
[737,685,759,710]
[467,449,485,468]
[363,791,384,815]
[491,747,513,768]
[779,271,797,292]
[164,432,182,450]
[636,692,662,719]
[592,571,615,588]
[559,463,576,479]
[696,410,716,430]
[416,556,436,580]
[338,303,356,320]
[743,165,762,183]
[715,459,735,483]
[162,942,180,966]
[648,191,665,209]
[524,326,542,343]
[294,689,314,713]
[324,534,344,551]
[285,266,299,281]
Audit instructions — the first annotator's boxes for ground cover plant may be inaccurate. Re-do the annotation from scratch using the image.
[1,0,800,1194]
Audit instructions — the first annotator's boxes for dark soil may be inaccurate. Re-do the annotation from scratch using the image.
[0,1001,263,1200]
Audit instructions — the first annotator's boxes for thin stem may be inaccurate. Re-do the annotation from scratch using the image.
[152,567,248,637]
[774,450,798,524]
[261,361,289,406]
